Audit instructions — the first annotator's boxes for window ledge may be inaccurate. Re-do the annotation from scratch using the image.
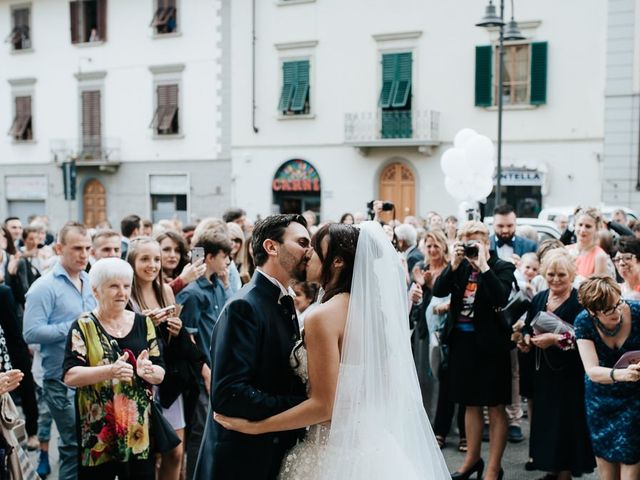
[73,40,105,48]
[277,113,316,121]
[11,139,37,145]
[153,133,185,140]
[483,104,541,111]
[276,0,315,6]
[10,48,34,55]
[152,31,182,39]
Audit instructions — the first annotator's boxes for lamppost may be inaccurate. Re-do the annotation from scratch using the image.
[476,0,524,207]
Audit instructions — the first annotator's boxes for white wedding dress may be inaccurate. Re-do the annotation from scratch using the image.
[279,222,451,480]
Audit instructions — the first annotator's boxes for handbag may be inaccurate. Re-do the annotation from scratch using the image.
[148,396,181,454]
[0,394,38,480]
[497,282,531,328]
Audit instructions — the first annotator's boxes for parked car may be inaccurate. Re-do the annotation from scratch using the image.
[484,217,561,243]
[538,206,638,224]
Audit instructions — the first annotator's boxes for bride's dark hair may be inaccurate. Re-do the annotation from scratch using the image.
[312,223,359,302]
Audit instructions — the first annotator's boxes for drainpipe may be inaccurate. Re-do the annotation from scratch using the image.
[252,0,259,133]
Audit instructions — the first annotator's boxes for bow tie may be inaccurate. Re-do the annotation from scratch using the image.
[497,237,514,248]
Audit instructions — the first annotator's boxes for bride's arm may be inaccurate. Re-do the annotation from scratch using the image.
[215,308,341,434]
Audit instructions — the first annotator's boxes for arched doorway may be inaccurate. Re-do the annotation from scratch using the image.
[378,162,416,221]
[83,179,107,227]
[272,159,321,217]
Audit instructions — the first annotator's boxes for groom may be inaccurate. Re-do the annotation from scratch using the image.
[194,214,311,480]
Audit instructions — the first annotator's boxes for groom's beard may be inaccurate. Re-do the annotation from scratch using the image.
[279,247,308,282]
[292,260,307,282]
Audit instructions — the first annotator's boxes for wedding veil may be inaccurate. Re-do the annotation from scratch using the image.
[320,221,451,479]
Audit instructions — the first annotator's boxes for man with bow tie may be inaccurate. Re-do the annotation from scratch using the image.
[490,204,537,264]
[488,204,537,444]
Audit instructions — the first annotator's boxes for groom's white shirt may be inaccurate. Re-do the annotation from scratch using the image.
[256,268,296,302]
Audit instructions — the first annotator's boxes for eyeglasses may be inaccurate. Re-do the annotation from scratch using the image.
[614,254,636,264]
[599,299,624,315]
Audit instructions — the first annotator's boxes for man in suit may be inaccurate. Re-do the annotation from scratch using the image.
[490,204,537,263]
[489,204,536,443]
[195,214,312,480]
[119,214,141,260]
[395,223,423,279]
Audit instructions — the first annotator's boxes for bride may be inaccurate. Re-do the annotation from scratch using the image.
[214,221,450,479]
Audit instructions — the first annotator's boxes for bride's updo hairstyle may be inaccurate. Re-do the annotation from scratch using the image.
[312,223,359,302]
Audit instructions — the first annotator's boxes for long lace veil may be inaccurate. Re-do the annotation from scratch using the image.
[320,221,451,479]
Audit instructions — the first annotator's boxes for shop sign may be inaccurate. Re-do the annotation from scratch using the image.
[497,169,543,186]
[5,175,48,200]
[272,159,321,193]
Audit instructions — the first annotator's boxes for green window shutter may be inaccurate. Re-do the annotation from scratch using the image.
[378,54,398,108]
[475,45,492,107]
[290,60,310,112]
[530,42,548,105]
[391,52,412,108]
[278,62,297,112]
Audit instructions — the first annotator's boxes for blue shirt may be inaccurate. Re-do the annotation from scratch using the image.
[23,261,96,381]
[176,275,230,365]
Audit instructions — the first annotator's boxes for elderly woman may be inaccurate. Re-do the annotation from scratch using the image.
[520,250,595,479]
[613,236,640,301]
[575,277,640,480]
[433,221,515,480]
[63,258,165,480]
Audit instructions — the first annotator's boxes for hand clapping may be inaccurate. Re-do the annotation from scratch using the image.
[0,370,23,394]
[111,352,134,382]
[136,350,155,382]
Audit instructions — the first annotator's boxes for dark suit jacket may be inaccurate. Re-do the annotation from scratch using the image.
[490,235,537,257]
[433,254,515,354]
[195,272,306,480]
[0,285,30,367]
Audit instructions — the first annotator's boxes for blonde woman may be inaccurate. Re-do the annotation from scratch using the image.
[566,208,609,281]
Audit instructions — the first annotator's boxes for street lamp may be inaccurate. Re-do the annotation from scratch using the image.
[476,0,524,207]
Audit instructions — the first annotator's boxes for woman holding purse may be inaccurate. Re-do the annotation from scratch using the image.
[520,250,595,479]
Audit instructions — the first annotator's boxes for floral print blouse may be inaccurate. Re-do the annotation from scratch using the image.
[63,312,163,467]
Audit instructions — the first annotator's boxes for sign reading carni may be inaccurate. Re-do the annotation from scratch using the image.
[272,159,321,192]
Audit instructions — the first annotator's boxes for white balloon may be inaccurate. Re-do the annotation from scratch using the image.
[440,148,469,180]
[444,176,466,200]
[464,135,495,174]
[472,176,494,200]
[453,128,478,149]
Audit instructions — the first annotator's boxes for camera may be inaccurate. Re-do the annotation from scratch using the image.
[463,242,479,258]
[366,200,394,211]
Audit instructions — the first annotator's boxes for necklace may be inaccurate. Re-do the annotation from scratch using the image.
[594,314,623,337]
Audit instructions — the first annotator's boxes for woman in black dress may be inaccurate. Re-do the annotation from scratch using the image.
[521,250,595,479]
[433,221,515,480]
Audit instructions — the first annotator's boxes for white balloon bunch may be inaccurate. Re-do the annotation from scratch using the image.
[441,129,495,202]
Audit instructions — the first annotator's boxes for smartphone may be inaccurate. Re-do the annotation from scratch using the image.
[154,305,176,316]
[191,247,205,264]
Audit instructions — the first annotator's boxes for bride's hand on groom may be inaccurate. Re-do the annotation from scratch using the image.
[213,412,262,435]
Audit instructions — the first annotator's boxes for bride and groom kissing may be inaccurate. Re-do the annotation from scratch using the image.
[194,214,450,479]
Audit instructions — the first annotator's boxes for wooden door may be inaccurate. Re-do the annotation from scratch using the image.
[378,162,416,221]
[83,179,107,227]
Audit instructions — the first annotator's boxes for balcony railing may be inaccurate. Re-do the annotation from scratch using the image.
[50,137,121,167]
[344,109,440,149]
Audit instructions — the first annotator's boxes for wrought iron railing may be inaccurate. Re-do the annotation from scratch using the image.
[50,137,121,163]
[344,109,440,143]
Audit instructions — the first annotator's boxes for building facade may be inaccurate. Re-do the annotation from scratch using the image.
[230,0,606,221]
[0,0,231,231]
[602,0,640,211]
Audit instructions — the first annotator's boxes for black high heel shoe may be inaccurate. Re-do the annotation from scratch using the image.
[450,458,484,480]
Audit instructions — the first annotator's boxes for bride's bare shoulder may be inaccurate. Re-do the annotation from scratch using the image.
[304,294,349,335]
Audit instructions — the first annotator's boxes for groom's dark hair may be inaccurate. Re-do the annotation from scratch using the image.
[252,214,308,266]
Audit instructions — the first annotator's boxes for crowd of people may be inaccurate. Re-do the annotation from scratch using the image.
[0,202,638,479]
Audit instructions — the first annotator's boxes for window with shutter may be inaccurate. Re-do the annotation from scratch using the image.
[8,96,32,141]
[151,0,178,34]
[278,60,311,115]
[81,90,102,157]
[7,7,31,50]
[379,52,412,139]
[152,84,180,135]
[70,0,105,44]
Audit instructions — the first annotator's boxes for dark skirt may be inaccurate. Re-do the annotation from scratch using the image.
[518,349,535,399]
[448,330,511,406]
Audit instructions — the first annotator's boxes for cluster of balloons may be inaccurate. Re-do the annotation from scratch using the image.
[441,128,496,202]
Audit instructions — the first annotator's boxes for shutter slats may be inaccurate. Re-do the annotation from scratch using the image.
[391,53,412,108]
[9,96,32,139]
[155,84,179,133]
[70,2,80,44]
[290,61,309,112]
[475,45,493,107]
[97,0,107,41]
[379,54,397,108]
[82,90,101,151]
[278,62,297,112]
[530,42,548,105]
